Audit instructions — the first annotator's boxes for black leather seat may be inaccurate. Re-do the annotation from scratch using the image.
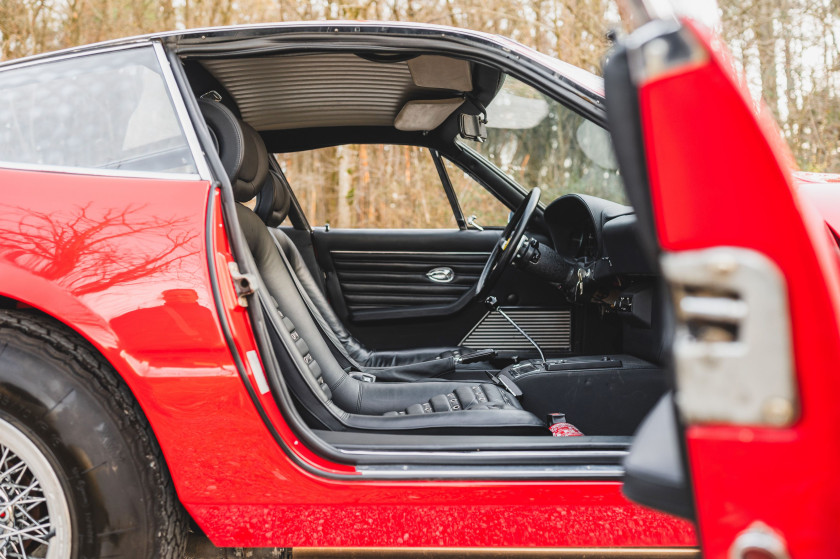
[255,170,493,379]
[265,225,462,380]
[200,98,546,434]
[251,151,476,370]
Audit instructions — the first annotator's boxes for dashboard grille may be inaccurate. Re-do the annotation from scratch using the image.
[459,308,572,351]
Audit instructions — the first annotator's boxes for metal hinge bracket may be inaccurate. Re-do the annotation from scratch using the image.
[228,262,258,308]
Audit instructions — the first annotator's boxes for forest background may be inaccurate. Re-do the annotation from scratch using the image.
[2,0,839,228]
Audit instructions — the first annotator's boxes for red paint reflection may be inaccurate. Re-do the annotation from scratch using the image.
[0,204,198,295]
[111,288,228,365]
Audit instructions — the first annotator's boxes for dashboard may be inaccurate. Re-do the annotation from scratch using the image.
[544,195,601,260]
[543,194,653,279]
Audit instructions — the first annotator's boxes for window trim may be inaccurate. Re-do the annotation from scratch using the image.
[440,153,513,229]
[152,41,212,181]
[0,160,201,181]
[0,42,148,72]
[430,149,467,230]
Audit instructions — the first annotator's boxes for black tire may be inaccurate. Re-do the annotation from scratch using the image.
[0,309,187,559]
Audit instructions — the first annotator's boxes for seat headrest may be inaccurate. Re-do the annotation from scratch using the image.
[255,170,292,227]
[198,99,270,202]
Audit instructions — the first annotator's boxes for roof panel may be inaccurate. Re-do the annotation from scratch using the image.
[202,53,443,131]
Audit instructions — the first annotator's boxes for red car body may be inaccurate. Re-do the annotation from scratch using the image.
[0,170,697,550]
[1,5,838,558]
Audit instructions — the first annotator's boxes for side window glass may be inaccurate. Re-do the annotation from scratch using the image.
[0,47,197,176]
[442,158,510,227]
[278,145,456,229]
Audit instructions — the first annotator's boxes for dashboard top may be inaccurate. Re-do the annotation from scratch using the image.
[543,194,652,278]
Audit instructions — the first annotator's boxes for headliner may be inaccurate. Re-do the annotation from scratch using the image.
[200,53,467,132]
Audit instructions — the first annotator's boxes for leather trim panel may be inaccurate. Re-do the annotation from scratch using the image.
[331,250,489,312]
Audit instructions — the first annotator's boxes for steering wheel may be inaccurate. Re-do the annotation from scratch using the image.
[475,187,541,298]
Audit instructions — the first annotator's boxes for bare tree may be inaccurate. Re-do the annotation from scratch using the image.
[4,0,840,226]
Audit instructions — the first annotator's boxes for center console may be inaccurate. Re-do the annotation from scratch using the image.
[506,355,624,377]
[474,298,666,436]
[499,354,666,436]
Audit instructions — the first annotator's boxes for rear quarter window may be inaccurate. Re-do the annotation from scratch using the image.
[0,46,197,176]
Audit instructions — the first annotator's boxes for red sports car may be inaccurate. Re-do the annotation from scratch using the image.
[1,0,837,558]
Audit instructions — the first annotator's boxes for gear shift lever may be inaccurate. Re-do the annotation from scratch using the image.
[484,296,547,366]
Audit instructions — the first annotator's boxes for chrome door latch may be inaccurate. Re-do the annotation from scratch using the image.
[228,262,258,307]
[466,215,484,231]
[662,247,799,427]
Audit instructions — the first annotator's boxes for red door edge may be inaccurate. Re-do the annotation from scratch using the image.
[630,16,840,558]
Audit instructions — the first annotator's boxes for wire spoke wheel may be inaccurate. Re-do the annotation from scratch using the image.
[0,417,71,559]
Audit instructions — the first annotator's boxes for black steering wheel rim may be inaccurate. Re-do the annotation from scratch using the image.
[475,187,541,299]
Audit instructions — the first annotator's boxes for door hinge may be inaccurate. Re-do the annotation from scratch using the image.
[662,247,798,427]
[228,262,258,308]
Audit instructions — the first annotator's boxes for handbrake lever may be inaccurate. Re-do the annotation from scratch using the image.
[456,348,497,364]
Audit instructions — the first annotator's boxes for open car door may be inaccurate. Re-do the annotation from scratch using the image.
[608,3,840,558]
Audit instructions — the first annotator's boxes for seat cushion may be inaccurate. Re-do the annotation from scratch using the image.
[384,383,521,416]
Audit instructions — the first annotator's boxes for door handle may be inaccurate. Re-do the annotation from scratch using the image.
[426,267,455,283]
[662,247,797,427]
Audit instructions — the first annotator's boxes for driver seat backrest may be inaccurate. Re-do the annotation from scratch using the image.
[269,229,467,368]
[254,162,472,370]
[199,99,546,434]
[199,99,269,202]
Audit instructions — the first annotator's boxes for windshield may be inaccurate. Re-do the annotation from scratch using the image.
[458,75,627,206]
